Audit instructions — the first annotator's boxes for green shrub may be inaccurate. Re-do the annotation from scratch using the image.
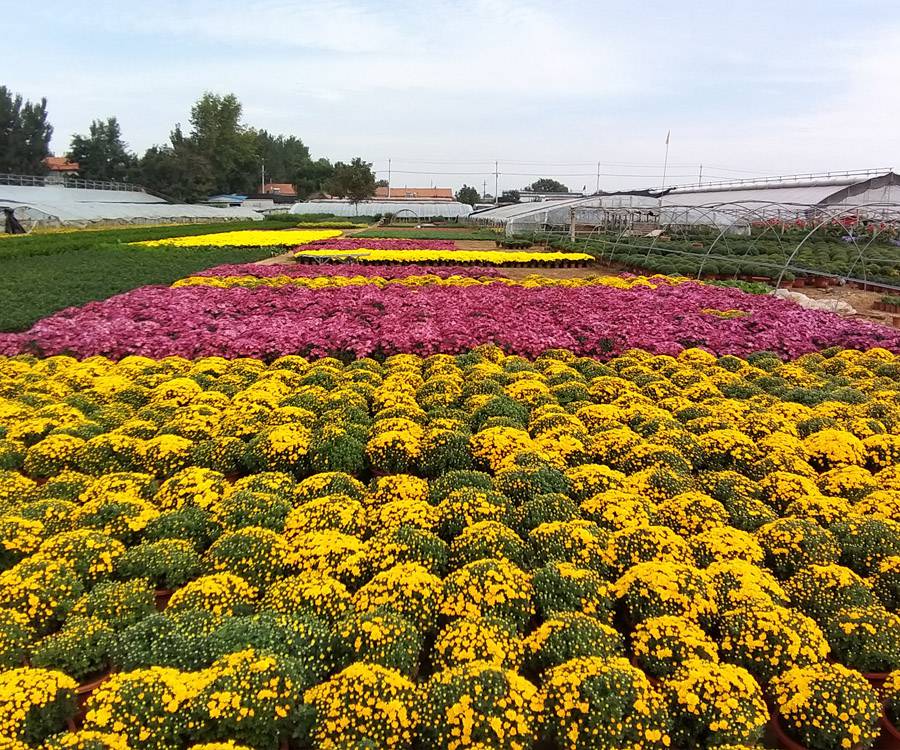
[116,539,201,590]
[31,616,112,681]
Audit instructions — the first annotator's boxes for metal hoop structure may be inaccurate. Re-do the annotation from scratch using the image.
[534,199,900,290]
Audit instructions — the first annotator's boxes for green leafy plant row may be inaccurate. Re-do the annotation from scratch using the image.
[0,222,296,332]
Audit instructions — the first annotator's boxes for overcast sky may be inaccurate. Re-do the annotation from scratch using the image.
[3,0,898,194]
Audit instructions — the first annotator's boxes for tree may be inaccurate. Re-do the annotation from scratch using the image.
[326,157,375,204]
[136,124,214,202]
[187,92,258,194]
[456,184,480,206]
[295,158,335,199]
[137,143,214,203]
[524,178,569,193]
[500,190,521,203]
[67,117,135,181]
[255,130,310,188]
[0,86,53,174]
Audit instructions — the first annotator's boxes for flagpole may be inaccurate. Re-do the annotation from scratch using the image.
[661,131,670,189]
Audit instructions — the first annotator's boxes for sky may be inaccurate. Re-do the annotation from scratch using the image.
[2,0,899,194]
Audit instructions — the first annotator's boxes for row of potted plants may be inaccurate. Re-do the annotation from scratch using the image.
[0,346,900,747]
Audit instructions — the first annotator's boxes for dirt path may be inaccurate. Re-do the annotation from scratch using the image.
[452,240,504,250]
[794,286,898,327]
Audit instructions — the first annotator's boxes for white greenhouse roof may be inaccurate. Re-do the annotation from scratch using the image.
[0,183,166,205]
[470,172,900,231]
[0,184,262,226]
[660,170,900,210]
[289,200,473,218]
[470,194,659,225]
[659,185,850,208]
[470,197,591,222]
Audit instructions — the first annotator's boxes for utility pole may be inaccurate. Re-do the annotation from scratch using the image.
[260,161,265,194]
[387,158,391,199]
[494,160,499,205]
[698,164,703,185]
[595,161,601,194]
[483,179,487,199]
[661,131,671,188]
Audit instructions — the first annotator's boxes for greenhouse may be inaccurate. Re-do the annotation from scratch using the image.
[472,170,900,236]
[469,194,658,234]
[660,169,900,211]
[0,182,262,229]
[287,199,473,219]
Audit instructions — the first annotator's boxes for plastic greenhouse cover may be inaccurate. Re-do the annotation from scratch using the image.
[287,200,472,218]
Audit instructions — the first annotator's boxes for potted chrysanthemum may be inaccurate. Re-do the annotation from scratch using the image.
[883,670,900,744]
[769,662,881,750]
[661,659,768,747]
[539,657,671,749]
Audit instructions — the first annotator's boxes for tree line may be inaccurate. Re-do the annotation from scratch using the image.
[0,87,375,203]
[453,178,573,207]
[1,86,574,207]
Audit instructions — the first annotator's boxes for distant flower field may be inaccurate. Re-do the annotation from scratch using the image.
[134,229,342,248]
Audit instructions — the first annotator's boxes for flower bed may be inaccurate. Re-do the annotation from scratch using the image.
[0,347,898,747]
[193,262,505,278]
[2,281,899,360]
[296,238,458,250]
[172,272,687,290]
[292,248,595,265]
[133,229,342,248]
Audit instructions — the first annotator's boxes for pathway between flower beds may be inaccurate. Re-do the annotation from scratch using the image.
[2,265,898,360]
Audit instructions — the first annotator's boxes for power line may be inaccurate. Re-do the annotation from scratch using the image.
[367,159,780,178]
[372,158,703,169]
[373,168,729,179]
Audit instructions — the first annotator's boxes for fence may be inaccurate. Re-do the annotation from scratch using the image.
[0,173,147,193]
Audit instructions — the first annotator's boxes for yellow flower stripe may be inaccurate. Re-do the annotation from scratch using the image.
[171,272,691,290]
[292,248,594,264]
[132,229,342,248]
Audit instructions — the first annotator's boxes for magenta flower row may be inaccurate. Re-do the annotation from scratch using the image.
[294,238,457,250]
[2,282,898,360]
[193,263,504,278]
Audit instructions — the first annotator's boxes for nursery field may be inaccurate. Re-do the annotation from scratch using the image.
[1,227,900,750]
[551,230,900,287]
[0,221,300,332]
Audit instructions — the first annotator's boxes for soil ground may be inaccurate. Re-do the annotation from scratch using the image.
[798,285,900,327]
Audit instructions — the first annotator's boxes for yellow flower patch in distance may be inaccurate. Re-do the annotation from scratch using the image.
[133,229,342,248]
